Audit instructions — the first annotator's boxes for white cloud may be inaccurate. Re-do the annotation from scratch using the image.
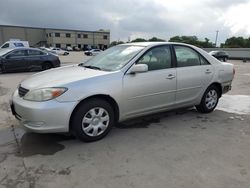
[222,1,250,36]
[0,0,249,43]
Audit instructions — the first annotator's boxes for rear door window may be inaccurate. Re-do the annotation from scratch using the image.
[28,49,45,56]
[174,46,200,67]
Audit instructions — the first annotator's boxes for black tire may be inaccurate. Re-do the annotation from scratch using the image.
[89,52,93,56]
[71,98,115,142]
[42,62,52,70]
[64,52,69,55]
[196,85,220,113]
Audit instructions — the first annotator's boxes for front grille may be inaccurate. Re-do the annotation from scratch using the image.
[18,86,29,97]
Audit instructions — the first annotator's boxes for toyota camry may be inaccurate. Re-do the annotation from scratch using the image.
[10,42,234,142]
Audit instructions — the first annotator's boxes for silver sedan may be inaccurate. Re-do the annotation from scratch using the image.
[11,42,234,142]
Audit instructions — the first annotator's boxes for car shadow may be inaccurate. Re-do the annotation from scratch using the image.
[16,107,197,157]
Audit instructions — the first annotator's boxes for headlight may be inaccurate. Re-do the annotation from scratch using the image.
[23,87,67,102]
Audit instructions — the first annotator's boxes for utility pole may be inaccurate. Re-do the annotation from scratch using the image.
[215,30,219,47]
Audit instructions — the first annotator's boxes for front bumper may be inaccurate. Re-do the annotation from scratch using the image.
[11,90,77,133]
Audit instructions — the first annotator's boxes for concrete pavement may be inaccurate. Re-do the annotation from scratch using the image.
[0,57,250,188]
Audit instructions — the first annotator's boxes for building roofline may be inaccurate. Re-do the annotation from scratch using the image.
[0,24,110,34]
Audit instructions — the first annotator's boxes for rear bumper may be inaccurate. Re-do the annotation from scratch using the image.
[11,89,77,133]
[53,59,61,68]
[221,81,232,94]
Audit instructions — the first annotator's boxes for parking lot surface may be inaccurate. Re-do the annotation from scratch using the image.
[0,53,250,188]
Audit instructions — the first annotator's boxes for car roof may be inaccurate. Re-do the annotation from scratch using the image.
[0,47,49,56]
[120,42,222,65]
[120,42,198,48]
[7,47,44,51]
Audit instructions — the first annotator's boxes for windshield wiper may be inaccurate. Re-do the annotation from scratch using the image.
[81,65,101,70]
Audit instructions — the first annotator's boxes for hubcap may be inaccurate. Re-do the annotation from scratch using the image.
[205,89,218,109]
[82,107,110,137]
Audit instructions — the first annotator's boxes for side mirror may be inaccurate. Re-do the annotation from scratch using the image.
[129,64,148,74]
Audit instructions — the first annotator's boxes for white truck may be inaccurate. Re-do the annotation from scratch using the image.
[0,40,29,49]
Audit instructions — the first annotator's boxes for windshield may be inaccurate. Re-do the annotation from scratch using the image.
[80,45,145,71]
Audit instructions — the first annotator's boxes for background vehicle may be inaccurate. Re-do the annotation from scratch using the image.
[84,49,102,56]
[66,46,73,51]
[0,48,60,73]
[209,50,229,62]
[82,46,92,51]
[11,42,234,142]
[50,47,69,55]
[0,40,29,49]
[39,47,58,55]
[73,46,80,51]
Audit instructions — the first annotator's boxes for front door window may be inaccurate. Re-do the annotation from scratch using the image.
[137,46,172,70]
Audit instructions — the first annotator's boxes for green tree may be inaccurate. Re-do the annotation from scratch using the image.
[169,36,182,42]
[110,41,118,47]
[246,37,250,47]
[148,37,166,42]
[169,35,213,48]
[131,38,147,42]
[224,37,246,48]
[110,41,124,47]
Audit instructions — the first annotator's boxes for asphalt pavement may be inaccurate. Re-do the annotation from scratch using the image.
[0,55,250,188]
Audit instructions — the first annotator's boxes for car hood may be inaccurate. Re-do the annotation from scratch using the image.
[20,65,111,89]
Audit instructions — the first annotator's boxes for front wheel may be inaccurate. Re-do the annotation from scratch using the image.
[196,85,220,113]
[71,98,114,142]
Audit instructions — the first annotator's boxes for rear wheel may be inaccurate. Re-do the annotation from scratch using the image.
[71,98,114,142]
[196,85,220,113]
[42,62,52,70]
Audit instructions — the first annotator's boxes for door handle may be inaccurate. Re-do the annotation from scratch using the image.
[205,69,212,74]
[166,74,175,79]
